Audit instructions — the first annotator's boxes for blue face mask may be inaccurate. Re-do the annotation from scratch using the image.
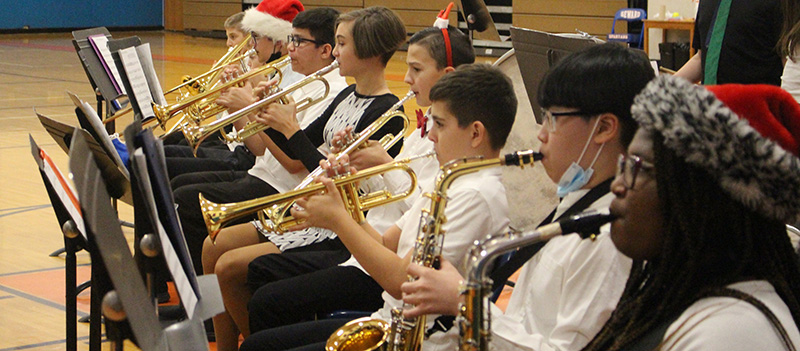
[556,118,605,197]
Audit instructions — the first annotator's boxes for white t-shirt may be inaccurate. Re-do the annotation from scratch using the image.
[489,190,632,351]
[658,280,800,351]
[371,167,510,351]
[247,67,348,192]
[782,51,800,104]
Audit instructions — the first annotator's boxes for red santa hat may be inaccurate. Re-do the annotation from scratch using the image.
[706,84,800,156]
[242,0,304,41]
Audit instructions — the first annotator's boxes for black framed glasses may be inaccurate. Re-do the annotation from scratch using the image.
[251,31,274,45]
[287,34,324,48]
[540,108,598,132]
[616,154,655,190]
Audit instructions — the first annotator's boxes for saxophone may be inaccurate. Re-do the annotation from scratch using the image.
[457,211,616,351]
[326,150,542,351]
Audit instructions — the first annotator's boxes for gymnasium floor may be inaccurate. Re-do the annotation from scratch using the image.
[0,30,500,350]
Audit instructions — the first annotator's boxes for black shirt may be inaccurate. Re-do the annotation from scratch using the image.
[693,0,783,85]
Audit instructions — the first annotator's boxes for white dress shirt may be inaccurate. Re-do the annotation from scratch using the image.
[371,167,510,351]
[659,280,800,351]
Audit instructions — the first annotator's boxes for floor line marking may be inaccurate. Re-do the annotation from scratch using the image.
[0,284,89,318]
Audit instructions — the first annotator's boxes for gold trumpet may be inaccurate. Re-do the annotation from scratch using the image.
[200,152,434,243]
[249,90,414,236]
[150,55,290,130]
[182,60,339,153]
[163,34,254,99]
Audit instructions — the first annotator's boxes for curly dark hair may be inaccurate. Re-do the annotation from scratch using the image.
[582,132,800,350]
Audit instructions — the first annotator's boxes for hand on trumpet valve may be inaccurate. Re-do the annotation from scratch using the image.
[290,176,349,232]
[400,259,464,318]
[321,154,357,179]
[216,81,257,113]
[256,95,299,137]
[330,126,355,153]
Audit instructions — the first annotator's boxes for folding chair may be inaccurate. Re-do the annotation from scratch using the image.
[607,8,647,49]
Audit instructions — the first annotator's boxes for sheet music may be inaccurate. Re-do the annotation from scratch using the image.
[135,43,167,106]
[39,148,87,240]
[118,46,156,119]
[71,93,130,179]
[132,149,198,317]
[87,34,127,95]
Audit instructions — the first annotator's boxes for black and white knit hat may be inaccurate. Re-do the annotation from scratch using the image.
[631,75,800,224]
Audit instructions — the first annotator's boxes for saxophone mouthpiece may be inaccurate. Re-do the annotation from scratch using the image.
[502,149,543,166]
[558,211,616,238]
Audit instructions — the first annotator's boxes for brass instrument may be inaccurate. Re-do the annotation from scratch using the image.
[457,211,615,351]
[182,60,339,153]
[325,150,543,351]
[150,55,290,130]
[163,34,254,99]
[200,152,435,243]
[246,90,415,235]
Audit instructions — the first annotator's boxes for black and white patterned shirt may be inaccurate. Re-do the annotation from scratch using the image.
[266,84,405,172]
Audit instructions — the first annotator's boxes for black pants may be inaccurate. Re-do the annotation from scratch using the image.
[247,263,385,334]
[239,318,349,351]
[164,144,255,180]
[171,170,278,274]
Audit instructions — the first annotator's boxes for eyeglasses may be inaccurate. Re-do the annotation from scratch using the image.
[541,108,598,132]
[287,34,324,48]
[616,154,655,190]
[250,32,273,45]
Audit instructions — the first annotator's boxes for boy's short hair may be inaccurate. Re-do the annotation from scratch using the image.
[429,64,517,150]
[292,7,339,48]
[224,12,245,30]
[408,26,475,69]
[537,43,654,147]
[336,6,407,66]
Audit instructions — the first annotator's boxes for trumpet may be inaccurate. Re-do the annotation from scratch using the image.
[182,60,339,153]
[200,152,435,243]
[326,150,543,351]
[252,90,414,235]
[457,211,615,351]
[150,55,290,130]
[163,34,254,99]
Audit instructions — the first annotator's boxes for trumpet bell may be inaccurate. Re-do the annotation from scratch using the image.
[325,317,389,351]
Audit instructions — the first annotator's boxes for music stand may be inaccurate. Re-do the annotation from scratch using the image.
[36,110,132,205]
[69,128,223,351]
[107,36,148,122]
[509,27,601,124]
[29,136,94,351]
[72,27,127,135]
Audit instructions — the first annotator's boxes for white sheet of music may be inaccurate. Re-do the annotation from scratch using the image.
[132,150,199,317]
[118,46,156,119]
[69,92,130,179]
[39,148,87,240]
[87,34,127,95]
[135,43,167,106]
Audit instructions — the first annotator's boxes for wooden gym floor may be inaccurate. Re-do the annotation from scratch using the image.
[0,30,497,350]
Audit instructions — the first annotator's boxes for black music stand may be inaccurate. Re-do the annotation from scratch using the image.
[72,27,127,135]
[36,110,132,205]
[510,27,601,124]
[107,36,150,123]
[71,130,223,351]
[29,136,95,351]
